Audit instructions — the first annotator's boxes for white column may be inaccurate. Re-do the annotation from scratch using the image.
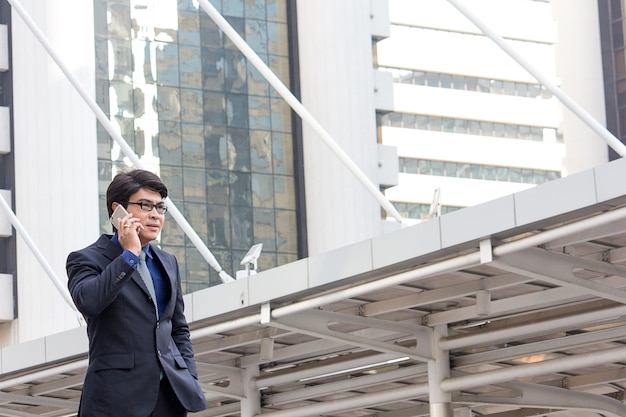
[241,366,261,417]
[11,0,98,342]
[429,325,453,417]
[552,0,609,174]
[296,0,388,255]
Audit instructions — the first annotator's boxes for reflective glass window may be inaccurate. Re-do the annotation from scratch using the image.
[96,0,298,291]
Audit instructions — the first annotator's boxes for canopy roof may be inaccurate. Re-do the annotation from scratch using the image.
[2,158,626,417]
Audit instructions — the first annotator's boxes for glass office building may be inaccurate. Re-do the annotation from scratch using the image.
[94,0,300,291]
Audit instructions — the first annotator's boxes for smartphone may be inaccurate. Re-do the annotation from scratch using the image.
[109,204,129,229]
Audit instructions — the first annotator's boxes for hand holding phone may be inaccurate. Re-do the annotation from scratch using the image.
[109,204,129,229]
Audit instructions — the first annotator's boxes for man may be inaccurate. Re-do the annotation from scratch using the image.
[67,169,207,416]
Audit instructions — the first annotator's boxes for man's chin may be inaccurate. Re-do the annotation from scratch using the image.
[140,231,160,243]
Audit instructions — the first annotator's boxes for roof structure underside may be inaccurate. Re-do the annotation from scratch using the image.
[4,158,626,417]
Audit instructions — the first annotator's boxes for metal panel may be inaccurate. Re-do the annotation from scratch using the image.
[440,194,516,248]
[249,258,309,304]
[308,240,373,288]
[514,168,598,225]
[191,278,249,320]
[44,326,88,362]
[594,156,626,204]
[371,215,442,268]
[1,337,45,374]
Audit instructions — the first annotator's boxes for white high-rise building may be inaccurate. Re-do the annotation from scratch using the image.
[377,0,608,222]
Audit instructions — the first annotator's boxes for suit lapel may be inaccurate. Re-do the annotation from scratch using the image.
[96,234,123,261]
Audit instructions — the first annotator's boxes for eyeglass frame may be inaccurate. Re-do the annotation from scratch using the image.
[126,200,168,214]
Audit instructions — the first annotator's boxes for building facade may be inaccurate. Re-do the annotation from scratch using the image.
[0,0,618,349]
[0,0,394,345]
[94,0,302,291]
[378,0,609,221]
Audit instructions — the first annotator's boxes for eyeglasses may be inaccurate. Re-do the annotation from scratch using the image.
[126,201,168,214]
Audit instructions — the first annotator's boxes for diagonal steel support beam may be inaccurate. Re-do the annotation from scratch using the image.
[493,247,626,304]
[441,345,626,393]
[0,407,49,417]
[0,194,82,322]
[196,362,245,399]
[256,382,430,417]
[453,380,626,417]
[263,363,428,407]
[363,273,531,317]
[0,392,79,410]
[447,0,626,157]
[196,0,403,222]
[270,309,433,361]
[453,325,626,368]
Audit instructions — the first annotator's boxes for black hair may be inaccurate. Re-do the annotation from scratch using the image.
[106,169,168,219]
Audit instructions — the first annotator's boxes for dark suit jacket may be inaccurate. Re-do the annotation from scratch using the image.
[66,234,206,416]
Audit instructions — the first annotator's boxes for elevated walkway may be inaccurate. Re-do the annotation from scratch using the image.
[2,158,626,416]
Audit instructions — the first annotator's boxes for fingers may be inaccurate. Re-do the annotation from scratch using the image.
[119,214,141,233]
[117,214,143,254]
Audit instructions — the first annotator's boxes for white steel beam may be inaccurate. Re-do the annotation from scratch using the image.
[494,206,626,257]
[255,382,430,417]
[440,303,626,351]
[447,0,626,157]
[196,363,245,400]
[241,366,261,417]
[0,193,81,321]
[196,0,403,223]
[263,364,428,407]
[494,248,626,304]
[270,309,433,361]
[363,273,531,317]
[428,325,453,417]
[0,392,78,409]
[239,337,345,368]
[453,325,626,368]
[427,285,591,327]
[256,352,404,388]
[441,345,626,394]
[455,380,626,417]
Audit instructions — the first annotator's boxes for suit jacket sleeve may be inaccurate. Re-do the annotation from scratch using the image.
[66,236,135,318]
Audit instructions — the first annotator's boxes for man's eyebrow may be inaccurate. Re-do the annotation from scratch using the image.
[136,198,164,203]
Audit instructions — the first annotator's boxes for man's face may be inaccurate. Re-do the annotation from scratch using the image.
[125,188,166,246]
